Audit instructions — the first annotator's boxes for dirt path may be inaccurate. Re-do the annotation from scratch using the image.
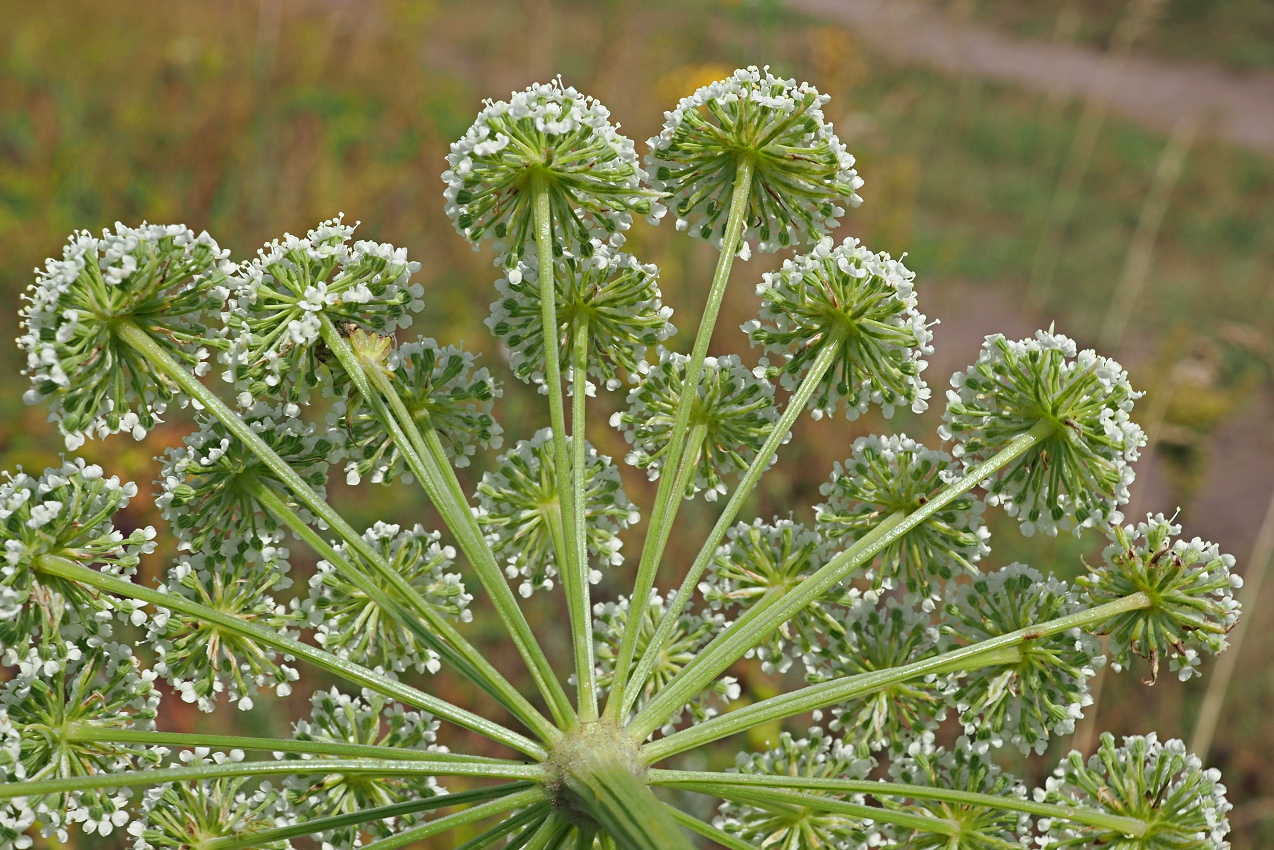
[789,0,1274,156]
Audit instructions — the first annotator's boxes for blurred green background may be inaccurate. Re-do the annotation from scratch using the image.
[2,0,1272,847]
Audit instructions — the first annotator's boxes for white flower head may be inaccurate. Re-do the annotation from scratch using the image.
[445,78,661,261]
[20,223,232,448]
[648,65,863,255]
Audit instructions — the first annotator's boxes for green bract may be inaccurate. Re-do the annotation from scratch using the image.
[747,236,932,421]
[648,65,863,255]
[19,223,232,449]
[444,79,660,261]
[0,66,1240,850]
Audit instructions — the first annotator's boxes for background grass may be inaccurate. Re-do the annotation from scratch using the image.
[1,0,1271,846]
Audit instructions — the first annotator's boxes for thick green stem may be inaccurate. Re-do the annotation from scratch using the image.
[66,726,511,764]
[251,479,552,741]
[563,755,697,850]
[604,423,707,722]
[644,592,1151,761]
[0,757,543,800]
[325,314,574,732]
[34,554,545,760]
[651,770,1149,836]
[205,783,537,850]
[632,418,1056,739]
[570,316,597,718]
[606,157,753,719]
[530,174,591,726]
[623,340,843,726]
[522,815,573,850]
[361,788,547,850]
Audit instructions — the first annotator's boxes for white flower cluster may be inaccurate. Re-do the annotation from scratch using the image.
[157,403,339,553]
[488,243,674,392]
[816,434,989,603]
[593,589,739,734]
[130,749,291,850]
[714,727,876,850]
[444,79,659,259]
[1082,513,1242,683]
[0,460,152,673]
[19,222,231,448]
[648,65,862,255]
[474,429,638,598]
[1039,733,1231,849]
[700,518,854,675]
[885,732,1031,848]
[220,216,423,404]
[807,595,953,754]
[149,543,298,712]
[611,350,782,502]
[336,337,503,484]
[944,563,1104,755]
[747,236,932,421]
[2,644,161,845]
[940,330,1145,537]
[304,522,471,675]
[284,688,445,848]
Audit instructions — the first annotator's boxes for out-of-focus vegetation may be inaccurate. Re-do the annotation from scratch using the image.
[1,0,1271,846]
[963,0,1274,70]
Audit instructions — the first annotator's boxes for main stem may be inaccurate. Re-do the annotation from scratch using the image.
[605,156,754,720]
[644,592,1151,761]
[631,418,1057,739]
[530,174,593,724]
[322,314,573,731]
[619,340,842,722]
[34,553,545,760]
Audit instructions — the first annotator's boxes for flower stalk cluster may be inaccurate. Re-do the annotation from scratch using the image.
[0,65,1242,850]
